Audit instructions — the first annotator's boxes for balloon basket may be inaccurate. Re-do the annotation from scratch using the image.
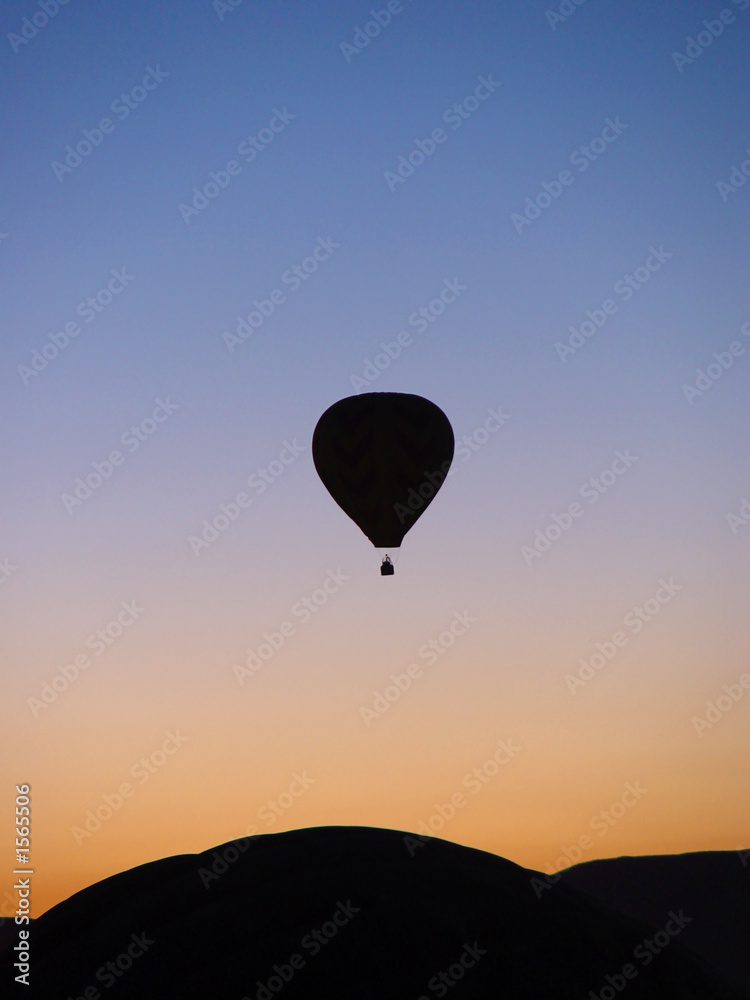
[380,557,395,576]
[377,549,399,575]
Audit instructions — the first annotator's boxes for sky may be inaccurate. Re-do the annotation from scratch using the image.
[2,0,749,919]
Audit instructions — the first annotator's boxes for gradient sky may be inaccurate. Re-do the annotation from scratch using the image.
[2,0,749,918]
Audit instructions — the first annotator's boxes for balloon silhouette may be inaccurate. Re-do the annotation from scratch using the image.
[312,393,454,573]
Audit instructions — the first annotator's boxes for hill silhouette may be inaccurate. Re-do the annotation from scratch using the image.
[559,851,750,997]
[1,827,746,998]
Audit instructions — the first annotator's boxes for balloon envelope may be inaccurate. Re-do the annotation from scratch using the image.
[312,392,454,548]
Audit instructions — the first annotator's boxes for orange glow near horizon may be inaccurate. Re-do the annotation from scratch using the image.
[4,603,749,918]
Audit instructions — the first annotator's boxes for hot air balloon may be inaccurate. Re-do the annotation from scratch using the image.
[312,393,454,574]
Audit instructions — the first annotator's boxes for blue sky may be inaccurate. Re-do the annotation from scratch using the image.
[2,0,749,914]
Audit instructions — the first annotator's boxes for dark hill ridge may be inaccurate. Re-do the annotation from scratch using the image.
[559,850,750,997]
[1,827,746,999]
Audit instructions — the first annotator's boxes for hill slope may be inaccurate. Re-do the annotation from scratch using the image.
[559,851,750,997]
[1,827,745,999]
